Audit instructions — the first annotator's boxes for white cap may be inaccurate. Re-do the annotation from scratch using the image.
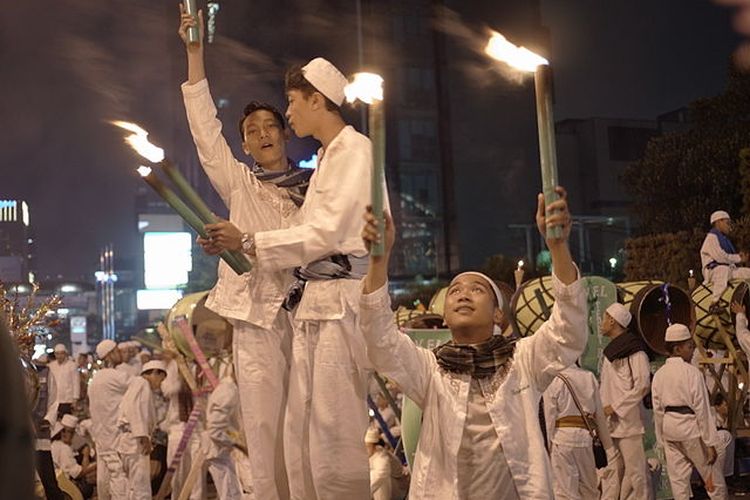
[364,427,381,444]
[139,349,151,356]
[96,339,117,360]
[52,414,78,438]
[710,210,731,224]
[606,303,632,328]
[665,323,692,342]
[301,57,348,106]
[53,343,67,353]
[449,272,505,311]
[141,360,167,375]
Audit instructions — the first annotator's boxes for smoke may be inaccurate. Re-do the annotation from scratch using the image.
[712,0,750,70]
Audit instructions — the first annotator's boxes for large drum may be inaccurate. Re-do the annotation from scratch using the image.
[165,291,233,360]
[691,279,750,349]
[617,281,694,356]
[510,276,555,338]
[395,306,444,329]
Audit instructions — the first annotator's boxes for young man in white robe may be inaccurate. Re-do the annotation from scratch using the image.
[48,343,80,418]
[114,360,167,500]
[51,414,96,498]
[700,210,750,313]
[89,340,132,500]
[543,363,615,499]
[178,10,310,499]
[241,57,388,498]
[359,187,586,498]
[652,324,727,499]
[598,302,651,499]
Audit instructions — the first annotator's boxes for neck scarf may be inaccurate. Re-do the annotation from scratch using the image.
[603,331,647,362]
[433,335,516,379]
[710,228,737,254]
[251,159,313,207]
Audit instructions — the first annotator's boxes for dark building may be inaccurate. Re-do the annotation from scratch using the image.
[0,199,34,283]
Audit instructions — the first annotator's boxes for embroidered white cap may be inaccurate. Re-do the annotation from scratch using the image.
[95,339,117,359]
[665,323,691,342]
[605,303,632,328]
[710,210,731,224]
[301,57,348,106]
[141,360,167,375]
[364,427,381,444]
[53,343,67,353]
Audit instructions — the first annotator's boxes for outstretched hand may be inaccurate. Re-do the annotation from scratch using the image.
[177,4,204,50]
[536,186,572,247]
[361,207,396,262]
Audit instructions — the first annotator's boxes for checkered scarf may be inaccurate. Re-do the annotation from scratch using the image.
[433,335,516,379]
[251,159,313,207]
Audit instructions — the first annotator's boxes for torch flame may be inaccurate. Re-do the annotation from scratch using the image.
[136,166,152,177]
[518,260,524,269]
[485,32,548,72]
[111,121,165,163]
[344,72,384,105]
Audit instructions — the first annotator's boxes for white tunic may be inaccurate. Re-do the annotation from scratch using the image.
[651,357,720,447]
[182,79,300,328]
[48,359,80,404]
[116,377,157,455]
[544,365,605,448]
[89,367,131,453]
[254,125,387,322]
[51,440,82,478]
[700,232,741,271]
[203,377,240,460]
[359,271,586,499]
[599,350,650,438]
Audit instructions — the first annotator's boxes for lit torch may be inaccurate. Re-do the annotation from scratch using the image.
[514,259,525,289]
[688,269,696,292]
[485,32,562,238]
[345,73,386,256]
[113,121,250,274]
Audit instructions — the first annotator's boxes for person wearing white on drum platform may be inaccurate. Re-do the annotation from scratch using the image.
[701,210,750,314]
[360,187,586,499]
[598,302,651,500]
[652,324,727,500]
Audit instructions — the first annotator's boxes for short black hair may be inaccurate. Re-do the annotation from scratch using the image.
[238,101,286,141]
[284,64,340,112]
[666,339,692,355]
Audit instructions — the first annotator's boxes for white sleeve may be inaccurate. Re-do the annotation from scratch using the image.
[611,352,650,419]
[71,365,80,401]
[359,281,435,408]
[690,368,721,447]
[53,443,83,478]
[651,374,664,447]
[128,379,153,438]
[542,381,559,450]
[514,269,587,393]
[206,380,238,448]
[592,376,613,450]
[703,233,741,265]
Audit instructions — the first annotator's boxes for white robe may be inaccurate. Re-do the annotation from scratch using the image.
[203,377,244,500]
[51,440,82,479]
[115,377,157,500]
[359,270,586,499]
[48,358,80,405]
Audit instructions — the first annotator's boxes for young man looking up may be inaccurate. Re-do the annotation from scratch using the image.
[178,9,310,499]
[359,188,585,498]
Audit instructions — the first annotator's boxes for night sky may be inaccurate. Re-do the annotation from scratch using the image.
[0,0,741,281]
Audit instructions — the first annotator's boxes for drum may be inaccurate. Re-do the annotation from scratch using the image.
[691,279,750,349]
[617,281,694,356]
[510,276,555,337]
[165,291,233,360]
[395,306,444,329]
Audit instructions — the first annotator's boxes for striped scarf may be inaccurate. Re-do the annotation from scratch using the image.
[433,335,516,379]
[251,159,313,207]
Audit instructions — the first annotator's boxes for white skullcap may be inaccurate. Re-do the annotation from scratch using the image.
[53,343,67,353]
[139,349,151,356]
[141,360,167,375]
[364,427,381,444]
[606,303,632,328]
[61,414,78,429]
[710,210,731,224]
[96,339,117,360]
[301,57,348,106]
[665,323,691,342]
[449,272,505,311]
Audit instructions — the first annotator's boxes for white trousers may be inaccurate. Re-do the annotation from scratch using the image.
[119,451,151,500]
[664,438,727,500]
[207,450,244,500]
[232,314,293,500]
[602,435,649,500]
[284,309,372,500]
[706,266,750,303]
[167,423,205,500]
[550,443,598,500]
[98,450,128,500]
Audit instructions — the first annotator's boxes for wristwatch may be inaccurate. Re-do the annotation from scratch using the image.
[241,233,255,254]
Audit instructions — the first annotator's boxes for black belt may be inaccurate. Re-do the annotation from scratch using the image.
[665,405,695,415]
[706,261,729,270]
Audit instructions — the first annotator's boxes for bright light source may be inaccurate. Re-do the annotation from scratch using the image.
[517,260,524,269]
[299,154,318,170]
[111,121,165,163]
[485,31,548,72]
[143,232,192,289]
[609,257,617,269]
[60,284,79,293]
[137,166,152,177]
[136,289,183,310]
[344,72,384,104]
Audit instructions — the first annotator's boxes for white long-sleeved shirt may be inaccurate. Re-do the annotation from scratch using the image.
[369,448,392,500]
[116,376,157,455]
[182,79,300,328]
[51,440,82,478]
[359,271,586,499]
[254,125,389,322]
[736,313,750,358]
[599,350,650,438]
[701,231,741,271]
[48,359,80,404]
[202,377,241,460]
[89,367,131,453]
[652,357,720,447]
[543,365,608,449]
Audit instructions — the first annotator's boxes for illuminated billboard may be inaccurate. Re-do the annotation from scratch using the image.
[136,289,183,310]
[143,232,192,289]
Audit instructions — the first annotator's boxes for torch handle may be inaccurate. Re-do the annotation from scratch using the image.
[534,65,562,239]
[183,0,200,46]
[369,101,386,256]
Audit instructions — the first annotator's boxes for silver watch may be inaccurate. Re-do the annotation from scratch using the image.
[241,233,255,254]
